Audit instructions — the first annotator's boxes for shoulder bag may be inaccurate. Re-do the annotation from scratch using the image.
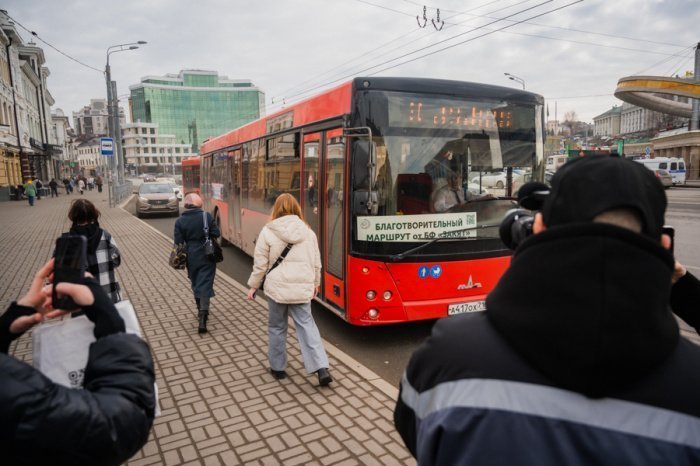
[169,243,187,269]
[203,212,224,263]
[258,243,293,291]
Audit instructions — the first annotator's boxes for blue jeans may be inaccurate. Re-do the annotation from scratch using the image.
[28,195,35,206]
[267,299,329,374]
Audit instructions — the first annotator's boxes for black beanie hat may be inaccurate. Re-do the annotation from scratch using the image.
[541,155,667,239]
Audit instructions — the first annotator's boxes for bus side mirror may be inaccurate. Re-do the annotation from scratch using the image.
[353,191,378,215]
[352,140,370,189]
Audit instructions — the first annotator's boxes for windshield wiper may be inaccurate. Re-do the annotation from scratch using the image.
[389,223,500,261]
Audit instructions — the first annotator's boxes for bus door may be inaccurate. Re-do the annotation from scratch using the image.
[323,128,346,310]
[229,149,242,247]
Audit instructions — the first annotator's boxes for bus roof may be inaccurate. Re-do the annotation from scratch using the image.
[200,77,545,155]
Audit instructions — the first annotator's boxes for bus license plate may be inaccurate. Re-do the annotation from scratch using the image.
[448,300,486,315]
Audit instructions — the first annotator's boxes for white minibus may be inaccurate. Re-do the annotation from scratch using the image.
[634,157,686,185]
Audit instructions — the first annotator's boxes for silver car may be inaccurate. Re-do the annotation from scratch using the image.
[654,169,673,189]
[136,182,179,217]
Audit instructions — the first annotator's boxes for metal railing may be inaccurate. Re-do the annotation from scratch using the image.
[111,180,134,206]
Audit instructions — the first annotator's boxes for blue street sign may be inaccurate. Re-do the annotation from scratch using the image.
[430,265,442,278]
[418,266,429,279]
[100,137,114,156]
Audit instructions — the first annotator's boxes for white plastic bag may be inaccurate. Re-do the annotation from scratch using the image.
[32,300,160,415]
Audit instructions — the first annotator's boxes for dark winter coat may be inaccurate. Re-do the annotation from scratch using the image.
[0,306,155,466]
[395,223,700,465]
[174,208,220,298]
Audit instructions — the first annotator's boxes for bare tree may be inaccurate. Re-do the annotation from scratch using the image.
[563,111,578,135]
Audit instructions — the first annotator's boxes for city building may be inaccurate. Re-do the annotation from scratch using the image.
[75,136,105,177]
[122,121,196,175]
[0,9,60,195]
[593,106,622,137]
[129,69,265,153]
[72,98,125,138]
[51,108,76,178]
[0,18,21,193]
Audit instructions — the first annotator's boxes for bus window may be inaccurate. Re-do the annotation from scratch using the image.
[248,139,266,213]
[303,133,321,237]
[266,133,301,205]
[325,130,345,279]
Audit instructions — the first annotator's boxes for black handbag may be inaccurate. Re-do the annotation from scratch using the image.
[169,243,187,269]
[203,212,224,263]
[259,243,293,291]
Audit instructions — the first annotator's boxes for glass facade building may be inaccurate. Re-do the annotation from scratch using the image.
[129,70,265,153]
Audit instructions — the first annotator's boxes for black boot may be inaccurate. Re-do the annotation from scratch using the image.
[198,297,209,334]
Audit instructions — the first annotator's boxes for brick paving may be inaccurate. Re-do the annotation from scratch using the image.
[0,188,414,466]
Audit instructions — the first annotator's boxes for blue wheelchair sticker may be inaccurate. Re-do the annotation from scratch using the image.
[418,266,429,279]
[430,265,442,278]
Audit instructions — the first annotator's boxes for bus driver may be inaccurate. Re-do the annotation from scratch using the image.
[433,171,492,212]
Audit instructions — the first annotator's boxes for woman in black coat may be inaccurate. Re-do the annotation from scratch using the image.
[174,193,220,334]
[0,260,156,466]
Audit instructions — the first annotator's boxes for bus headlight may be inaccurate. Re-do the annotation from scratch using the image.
[368,308,379,319]
[383,291,392,301]
[366,290,376,300]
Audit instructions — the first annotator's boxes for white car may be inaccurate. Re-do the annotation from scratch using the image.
[469,170,524,189]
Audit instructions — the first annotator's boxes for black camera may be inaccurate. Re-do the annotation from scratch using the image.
[499,181,549,250]
[499,209,535,250]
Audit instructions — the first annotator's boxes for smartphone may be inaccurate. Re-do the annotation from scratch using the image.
[52,235,87,310]
[662,225,674,254]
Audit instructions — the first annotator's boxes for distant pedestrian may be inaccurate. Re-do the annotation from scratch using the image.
[49,178,59,198]
[96,175,103,193]
[62,178,71,194]
[22,180,36,206]
[246,193,332,386]
[78,178,85,195]
[174,193,219,334]
[67,199,122,303]
[34,179,43,200]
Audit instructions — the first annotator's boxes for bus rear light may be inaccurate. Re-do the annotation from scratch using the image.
[383,291,392,301]
[367,309,379,319]
[366,290,376,300]
[362,267,370,274]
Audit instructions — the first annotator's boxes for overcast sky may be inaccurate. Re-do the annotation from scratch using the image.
[5,0,699,124]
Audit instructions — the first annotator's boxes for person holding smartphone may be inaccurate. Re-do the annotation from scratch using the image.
[0,259,156,465]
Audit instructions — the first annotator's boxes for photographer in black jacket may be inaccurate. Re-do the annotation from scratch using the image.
[0,259,155,466]
[395,155,700,465]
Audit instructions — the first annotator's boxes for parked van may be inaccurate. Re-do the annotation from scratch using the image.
[634,157,686,185]
[546,154,569,172]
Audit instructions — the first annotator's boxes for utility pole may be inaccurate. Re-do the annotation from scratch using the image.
[691,42,700,131]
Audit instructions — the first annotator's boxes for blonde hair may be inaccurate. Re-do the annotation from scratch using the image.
[270,193,303,221]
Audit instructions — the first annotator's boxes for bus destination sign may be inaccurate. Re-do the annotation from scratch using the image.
[389,95,513,130]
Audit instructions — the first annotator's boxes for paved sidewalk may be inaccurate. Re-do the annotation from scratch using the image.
[0,190,415,466]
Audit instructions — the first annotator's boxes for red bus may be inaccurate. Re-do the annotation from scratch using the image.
[199,77,545,325]
[182,156,201,195]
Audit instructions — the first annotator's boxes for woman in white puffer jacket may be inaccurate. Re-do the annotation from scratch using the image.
[246,193,332,386]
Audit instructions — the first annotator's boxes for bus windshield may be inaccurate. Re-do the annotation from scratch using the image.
[352,90,542,258]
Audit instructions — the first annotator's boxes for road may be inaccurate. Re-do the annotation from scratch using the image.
[126,182,700,388]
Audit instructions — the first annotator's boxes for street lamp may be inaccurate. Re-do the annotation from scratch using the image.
[105,41,146,206]
[504,72,525,90]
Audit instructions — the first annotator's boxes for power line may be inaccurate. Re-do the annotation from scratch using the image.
[5,13,103,74]
[274,0,557,110]
[272,0,522,105]
[367,0,584,77]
